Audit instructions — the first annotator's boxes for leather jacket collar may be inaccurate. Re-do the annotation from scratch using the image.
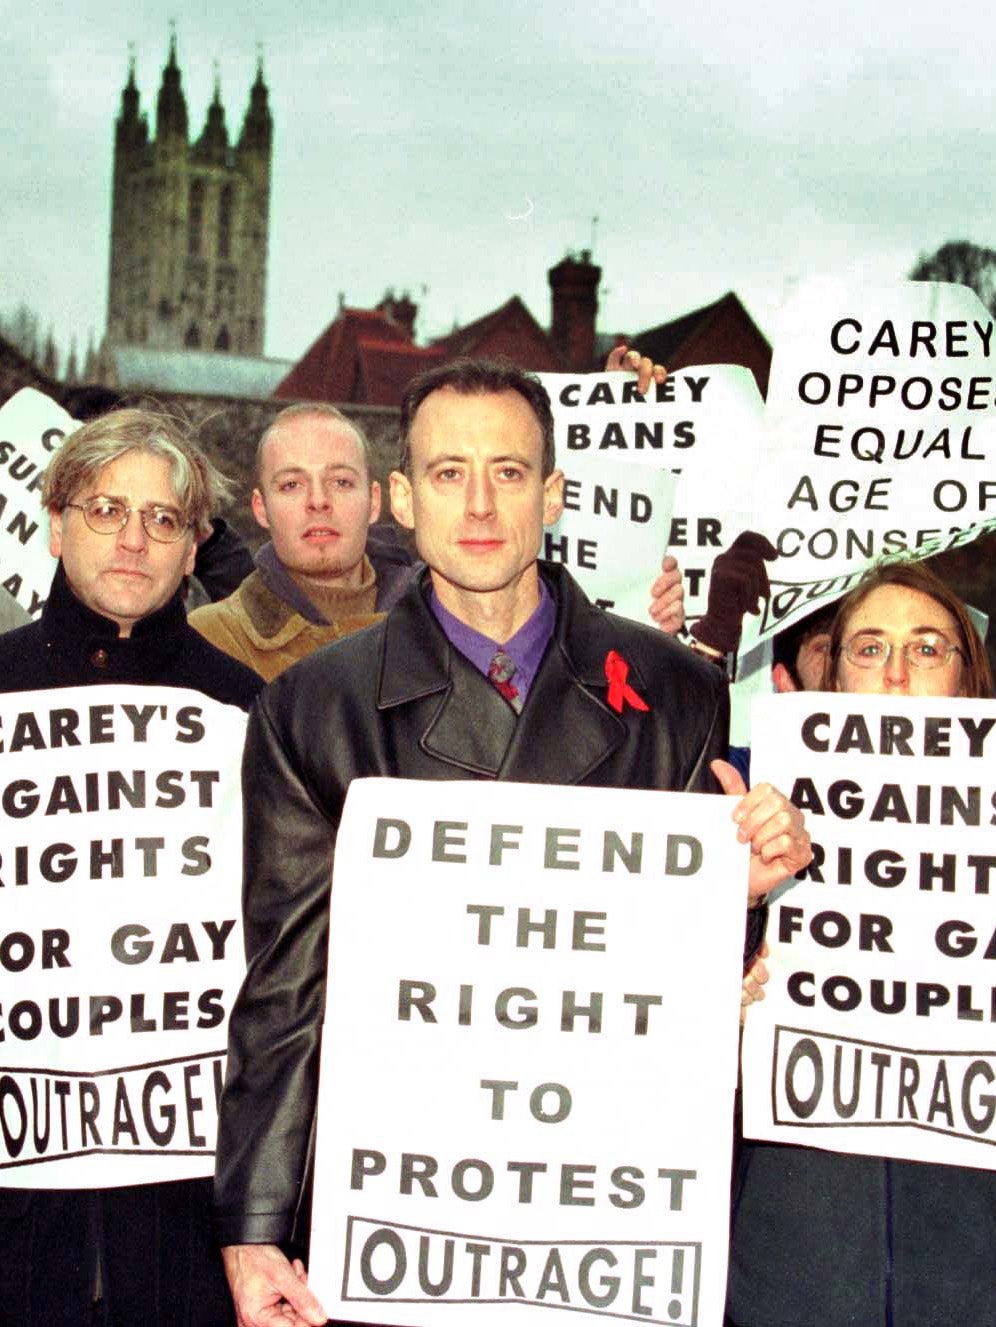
[378,562,633,783]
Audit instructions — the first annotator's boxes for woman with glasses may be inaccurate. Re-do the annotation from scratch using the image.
[825,559,991,700]
[727,559,995,1327]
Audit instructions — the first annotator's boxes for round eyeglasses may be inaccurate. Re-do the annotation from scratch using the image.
[842,631,964,671]
[64,497,192,545]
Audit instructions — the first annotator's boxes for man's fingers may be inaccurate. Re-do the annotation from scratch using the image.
[726,781,811,900]
[632,353,666,395]
[649,589,684,631]
[710,757,747,798]
[603,343,667,394]
[223,1245,328,1327]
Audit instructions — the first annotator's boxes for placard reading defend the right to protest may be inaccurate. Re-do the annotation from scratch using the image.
[742,692,996,1170]
[309,778,749,1327]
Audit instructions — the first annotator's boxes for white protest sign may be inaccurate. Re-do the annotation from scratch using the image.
[0,388,76,617]
[539,369,763,626]
[0,684,247,1187]
[743,279,996,647]
[742,693,996,1170]
[309,777,748,1327]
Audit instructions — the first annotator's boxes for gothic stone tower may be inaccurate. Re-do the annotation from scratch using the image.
[105,35,273,356]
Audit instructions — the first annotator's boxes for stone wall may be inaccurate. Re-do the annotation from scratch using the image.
[0,345,406,550]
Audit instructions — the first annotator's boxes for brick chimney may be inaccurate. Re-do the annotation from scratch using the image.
[548,249,601,371]
[376,289,418,341]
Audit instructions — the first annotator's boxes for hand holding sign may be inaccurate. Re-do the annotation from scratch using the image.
[221,1245,327,1327]
[711,758,813,903]
[604,341,668,395]
[648,553,686,632]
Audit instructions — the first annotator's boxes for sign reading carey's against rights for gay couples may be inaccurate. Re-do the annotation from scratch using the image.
[0,684,247,1187]
[742,693,996,1170]
[308,778,749,1327]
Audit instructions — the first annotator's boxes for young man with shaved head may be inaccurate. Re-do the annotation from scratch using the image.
[189,403,415,681]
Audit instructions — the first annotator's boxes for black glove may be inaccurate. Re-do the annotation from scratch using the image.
[691,531,778,655]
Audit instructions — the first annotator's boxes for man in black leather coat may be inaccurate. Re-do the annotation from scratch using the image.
[215,359,811,1327]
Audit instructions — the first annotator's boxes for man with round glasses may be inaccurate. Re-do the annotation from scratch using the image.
[0,408,260,1323]
[45,423,199,642]
[67,495,191,540]
[0,407,263,694]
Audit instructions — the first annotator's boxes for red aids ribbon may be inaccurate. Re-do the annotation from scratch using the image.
[604,650,649,714]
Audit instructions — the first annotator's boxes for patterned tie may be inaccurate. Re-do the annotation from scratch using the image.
[487,649,522,713]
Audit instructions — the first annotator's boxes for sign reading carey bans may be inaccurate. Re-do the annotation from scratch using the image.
[308,778,748,1326]
[0,684,247,1187]
[742,693,996,1170]
[538,369,762,628]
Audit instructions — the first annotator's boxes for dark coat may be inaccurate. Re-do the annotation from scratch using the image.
[0,564,262,1326]
[728,1139,996,1326]
[0,562,262,704]
[214,563,746,1256]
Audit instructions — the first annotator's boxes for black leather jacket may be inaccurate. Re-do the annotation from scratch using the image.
[215,564,752,1250]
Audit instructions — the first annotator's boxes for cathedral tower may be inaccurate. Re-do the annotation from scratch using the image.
[105,34,273,356]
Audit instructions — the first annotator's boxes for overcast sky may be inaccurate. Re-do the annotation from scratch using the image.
[3,0,994,371]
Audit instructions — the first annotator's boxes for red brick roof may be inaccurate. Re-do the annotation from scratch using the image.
[355,338,444,407]
[632,292,772,395]
[274,308,442,406]
[276,294,568,408]
[433,296,567,371]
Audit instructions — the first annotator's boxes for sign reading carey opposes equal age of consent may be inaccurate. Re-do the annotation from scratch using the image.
[309,778,749,1326]
[741,280,996,648]
[538,369,762,627]
[0,388,74,618]
[0,684,247,1187]
[742,693,996,1170]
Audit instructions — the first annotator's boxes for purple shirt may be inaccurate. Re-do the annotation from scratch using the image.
[430,580,555,706]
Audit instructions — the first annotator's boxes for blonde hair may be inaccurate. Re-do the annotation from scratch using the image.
[43,408,233,530]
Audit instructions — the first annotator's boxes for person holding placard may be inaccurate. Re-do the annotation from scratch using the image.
[727,559,995,1327]
[0,409,262,1325]
[214,357,812,1327]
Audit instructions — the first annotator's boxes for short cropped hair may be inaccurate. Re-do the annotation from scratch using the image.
[254,402,373,487]
[398,358,556,478]
[823,558,993,699]
[42,408,231,531]
[772,602,837,688]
